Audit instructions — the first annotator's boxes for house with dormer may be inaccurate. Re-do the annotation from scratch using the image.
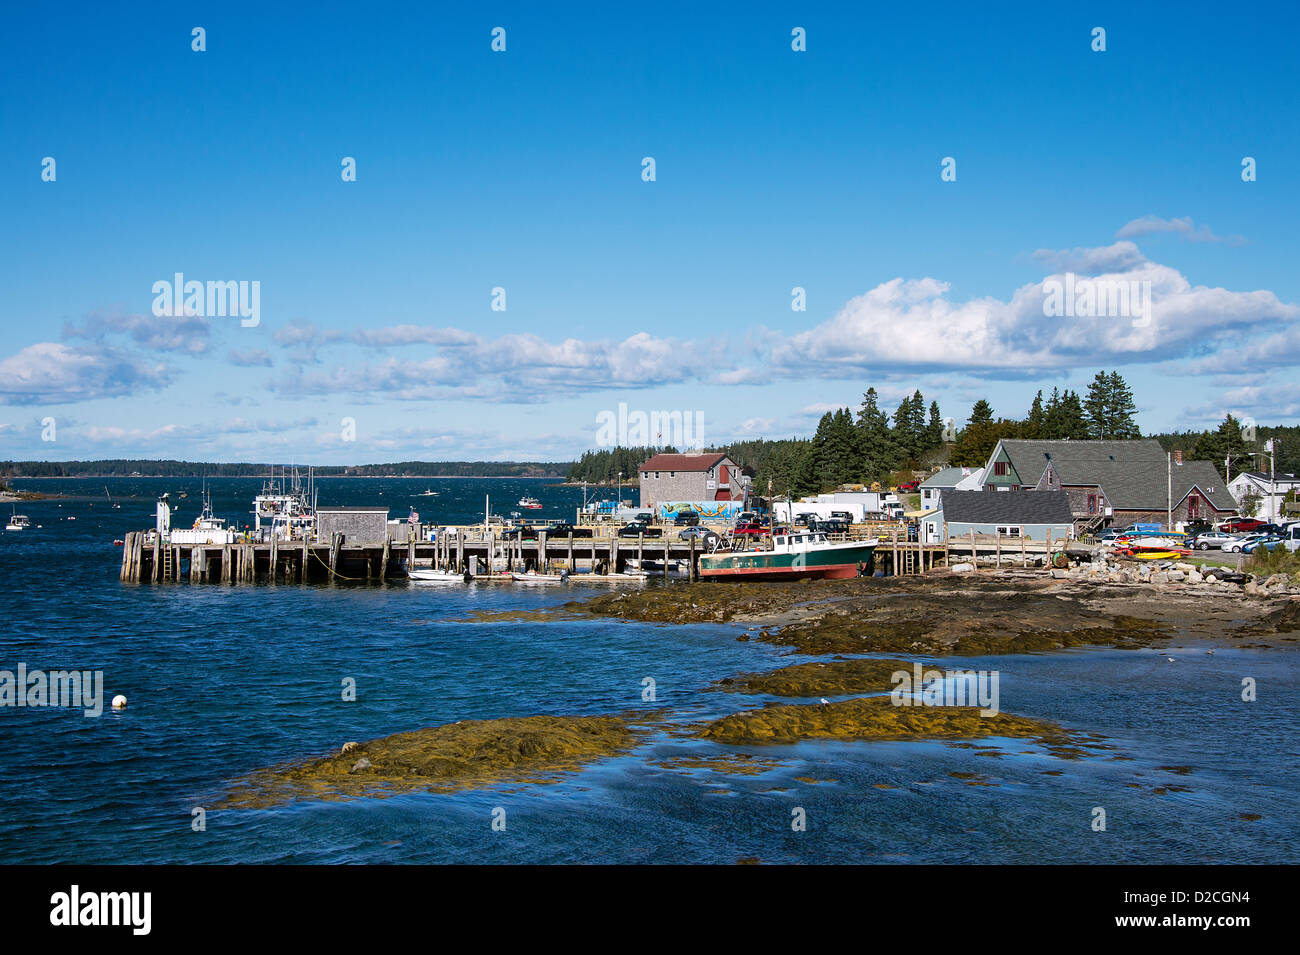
[979,438,1237,529]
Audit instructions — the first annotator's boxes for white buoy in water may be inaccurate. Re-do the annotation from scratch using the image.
[111,694,128,710]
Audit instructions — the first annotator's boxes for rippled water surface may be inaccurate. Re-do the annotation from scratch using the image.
[2,477,1297,863]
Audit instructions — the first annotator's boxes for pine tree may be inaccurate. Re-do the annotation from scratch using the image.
[1192,414,1250,480]
[857,388,899,482]
[1084,370,1141,439]
[968,399,994,427]
[925,400,944,449]
[1026,390,1045,437]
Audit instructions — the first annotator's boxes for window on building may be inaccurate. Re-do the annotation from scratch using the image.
[1087,494,1097,514]
[670,471,675,478]
[993,461,1010,476]
[1188,494,1200,519]
[995,525,1022,537]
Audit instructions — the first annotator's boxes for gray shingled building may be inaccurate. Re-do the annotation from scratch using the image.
[926,490,1074,543]
[979,438,1237,528]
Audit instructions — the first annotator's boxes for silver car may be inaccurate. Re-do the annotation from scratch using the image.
[1191,531,1239,550]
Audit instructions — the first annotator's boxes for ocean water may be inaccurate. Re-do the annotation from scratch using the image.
[1,477,1297,864]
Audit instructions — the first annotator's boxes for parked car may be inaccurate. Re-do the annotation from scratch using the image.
[1252,523,1285,536]
[1220,518,1266,534]
[502,524,539,540]
[1242,535,1284,554]
[678,525,719,543]
[810,517,850,534]
[829,510,854,524]
[543,521,592,538]
[618,521,663,538]
[1224,533,1271,553]
[732,522,767,537]
[1189,531,1238,550]
[632,512,654,524]
[733,511,758,525]
[672,510,700,527]
[793,513,815,527]
[896,481,919,493]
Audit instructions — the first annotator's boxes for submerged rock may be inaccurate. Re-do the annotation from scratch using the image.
[220,714,637,808]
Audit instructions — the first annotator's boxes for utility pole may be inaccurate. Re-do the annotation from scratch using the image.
[1167,452,1172,531]
[1265,439,1277,522]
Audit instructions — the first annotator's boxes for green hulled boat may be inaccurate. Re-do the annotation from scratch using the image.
[698,531,878,581]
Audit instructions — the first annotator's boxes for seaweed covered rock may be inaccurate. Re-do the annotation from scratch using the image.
[720,658,913,697]
[698,696,1068,746]
[221,714,637,807]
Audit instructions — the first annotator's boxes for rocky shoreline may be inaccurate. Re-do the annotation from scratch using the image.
[223,568,1299,806]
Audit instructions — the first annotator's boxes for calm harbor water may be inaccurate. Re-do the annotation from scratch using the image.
[1,477,1297,864]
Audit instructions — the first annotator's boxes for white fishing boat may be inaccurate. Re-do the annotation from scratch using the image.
[253,466,316,542]
[409,568,470,583]
[518,496,542,509]
[5,508,31,532]
[511,570,569,583]
[169,490,238,545]
[418,488,438,497]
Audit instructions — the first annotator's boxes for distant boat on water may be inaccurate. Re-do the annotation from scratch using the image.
[418,489,439,496]
[6,507,31,532]
[518,496,542,509]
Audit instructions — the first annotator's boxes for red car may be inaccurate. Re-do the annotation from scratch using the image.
[732,522,767,536]
[897,481,919,493]
[1220,518,1265,533]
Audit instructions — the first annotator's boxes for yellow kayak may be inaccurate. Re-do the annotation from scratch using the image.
[1132,550,1182,560]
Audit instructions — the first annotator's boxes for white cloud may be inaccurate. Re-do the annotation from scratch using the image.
[0,343,172,405]
[1116,215,1245,245]
[768,245,1299,379]
[273,331,720,402]
[227,349,274,367]
[63,311,214,355]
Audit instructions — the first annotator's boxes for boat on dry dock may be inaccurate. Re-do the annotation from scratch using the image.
[698,530,878,581]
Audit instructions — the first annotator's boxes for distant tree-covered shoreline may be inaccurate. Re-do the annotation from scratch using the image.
[0,460,571,479]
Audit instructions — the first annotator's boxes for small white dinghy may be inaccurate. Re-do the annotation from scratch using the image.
[511,570,569,584]
[408,568,471,583]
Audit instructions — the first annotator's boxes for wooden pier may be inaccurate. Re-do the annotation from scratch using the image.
[119,528,713,584]
[118,526,1085,585]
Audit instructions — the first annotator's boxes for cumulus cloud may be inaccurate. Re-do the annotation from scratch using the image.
[1116,215,1245,245]
[273,331,721,402]
[227,348,274,367]
[1030,241,1149,274]
[63,311,213,354]
[273,319,344,364]
[0,343,172,405]
[767,244,1299,379]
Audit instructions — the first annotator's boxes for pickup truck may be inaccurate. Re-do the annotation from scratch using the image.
[732,522,767,537]
[618,521,663,538]
[542,521,593,538]
[672,511,700,527]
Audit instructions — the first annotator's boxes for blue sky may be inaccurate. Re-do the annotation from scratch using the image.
[2,2,1298,463]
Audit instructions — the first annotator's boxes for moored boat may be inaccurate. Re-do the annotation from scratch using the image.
[408,568,471,583]
[517,496,543,509]
[698,531,877,581]
[511,570,568,583]
[5,508,31,532]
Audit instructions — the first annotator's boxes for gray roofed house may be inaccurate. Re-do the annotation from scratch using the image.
[980,438,1237,527]
[918,466,985,512]
[922,490,1074,544]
